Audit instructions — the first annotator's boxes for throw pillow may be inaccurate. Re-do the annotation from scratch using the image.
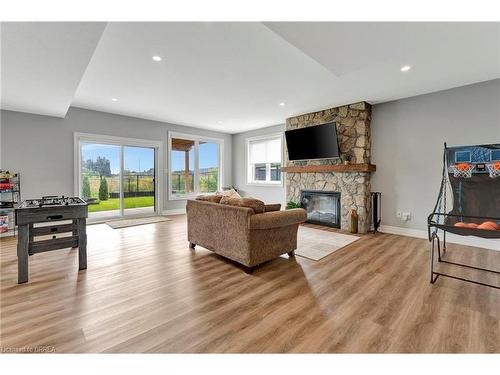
[220,197,265,214]
[217,188,241,199]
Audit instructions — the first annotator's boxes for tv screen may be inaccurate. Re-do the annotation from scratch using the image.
[285,122,340,161]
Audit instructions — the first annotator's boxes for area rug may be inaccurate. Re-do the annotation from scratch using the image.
[295,226,360,261]
[106,216,172,229]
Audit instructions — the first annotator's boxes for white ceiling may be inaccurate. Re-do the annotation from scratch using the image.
[2,22,499,133]
[1,22,106,117]
[72,22,337,132]
[265,22,500,78]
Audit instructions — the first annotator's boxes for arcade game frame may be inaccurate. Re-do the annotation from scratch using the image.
[428,143,500,289]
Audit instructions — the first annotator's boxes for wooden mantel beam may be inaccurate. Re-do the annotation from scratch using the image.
[281,163,376,173]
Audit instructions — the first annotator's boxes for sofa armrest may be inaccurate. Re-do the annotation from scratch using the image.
[264,203,281,212]
[249,208,307,230]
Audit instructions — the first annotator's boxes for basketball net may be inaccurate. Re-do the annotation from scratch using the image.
[486,163,500,179]
[450,164,474,179]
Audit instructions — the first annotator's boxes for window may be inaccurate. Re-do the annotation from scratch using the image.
[168,132,223,199]
[247,134,283,185]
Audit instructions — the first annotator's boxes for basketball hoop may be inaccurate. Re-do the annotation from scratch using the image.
[486,162,500,179]
[450,163,474,178]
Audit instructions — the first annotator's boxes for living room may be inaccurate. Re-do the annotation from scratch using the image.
[1,0,499,372]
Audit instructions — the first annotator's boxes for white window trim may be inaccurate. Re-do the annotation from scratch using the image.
[73,132,163,217]
[246,132,284,187]
[167,131,224,201]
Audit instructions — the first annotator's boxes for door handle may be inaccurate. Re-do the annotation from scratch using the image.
[46,215,63,221]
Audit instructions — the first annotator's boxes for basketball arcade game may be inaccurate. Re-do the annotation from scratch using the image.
[427,143,500,289]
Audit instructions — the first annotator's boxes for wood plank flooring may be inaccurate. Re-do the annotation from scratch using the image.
[1,215,499,353]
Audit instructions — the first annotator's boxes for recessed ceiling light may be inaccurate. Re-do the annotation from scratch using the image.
[152,55,162,62]
[279,102,285,106]
[400,65,411,72]
[111,98,118,102]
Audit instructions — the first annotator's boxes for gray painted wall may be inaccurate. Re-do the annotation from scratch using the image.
[232,124,286,205]
[0,114,2,168]
[232,80,500,224]
[371,79,500,231]
[2,80,499,228]
[0,107,232,212]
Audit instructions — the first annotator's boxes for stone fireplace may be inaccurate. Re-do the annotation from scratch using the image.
[284,101,373,233]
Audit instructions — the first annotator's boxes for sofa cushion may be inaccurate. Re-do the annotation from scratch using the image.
[196,194,222,203]
[220,196,265,214]
[264,203,281,212]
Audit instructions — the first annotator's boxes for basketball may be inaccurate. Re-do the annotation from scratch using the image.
[456,163,470,171]
[454,222,467,227]
[481,221,499,230]
[493,161,500,171]
[466,223,479,228]
[477,222,497,230]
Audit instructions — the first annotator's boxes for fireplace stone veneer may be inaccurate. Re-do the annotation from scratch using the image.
[285,101,372,233]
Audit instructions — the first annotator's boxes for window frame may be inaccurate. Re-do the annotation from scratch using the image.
[167,131,224,201]
[245,132,284,187]
[73,132,163,219]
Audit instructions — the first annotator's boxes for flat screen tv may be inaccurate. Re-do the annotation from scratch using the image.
[285,122,340,161]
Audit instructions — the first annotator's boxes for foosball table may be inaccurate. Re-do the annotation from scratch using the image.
[15,196,88,283]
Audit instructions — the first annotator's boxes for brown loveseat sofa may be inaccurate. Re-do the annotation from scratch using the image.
[186,199,306,271]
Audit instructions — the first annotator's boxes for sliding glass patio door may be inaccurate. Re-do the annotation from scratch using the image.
[80,142,122,220]
[77,135,159,221]
[123,146,155,216]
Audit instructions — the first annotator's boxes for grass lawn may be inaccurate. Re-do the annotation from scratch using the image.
[88,196,154,212]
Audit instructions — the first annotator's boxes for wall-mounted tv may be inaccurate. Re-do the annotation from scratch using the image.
[285,122,340,161]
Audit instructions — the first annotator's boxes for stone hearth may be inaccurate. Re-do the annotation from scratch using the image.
[285,101,372,232]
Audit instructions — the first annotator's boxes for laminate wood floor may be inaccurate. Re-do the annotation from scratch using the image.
[1,215,499,353]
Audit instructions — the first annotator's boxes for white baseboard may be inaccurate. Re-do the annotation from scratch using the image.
[379,225,500,251]
[162,208,186,216]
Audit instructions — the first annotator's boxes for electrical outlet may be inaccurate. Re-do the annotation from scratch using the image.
[402,212,411,221]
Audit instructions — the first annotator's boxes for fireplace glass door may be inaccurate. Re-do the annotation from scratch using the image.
[300,190,341,228]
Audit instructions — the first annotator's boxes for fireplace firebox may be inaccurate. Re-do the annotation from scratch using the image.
[300,190,341,228]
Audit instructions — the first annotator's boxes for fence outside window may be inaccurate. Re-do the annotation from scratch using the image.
[171,169,218,195]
